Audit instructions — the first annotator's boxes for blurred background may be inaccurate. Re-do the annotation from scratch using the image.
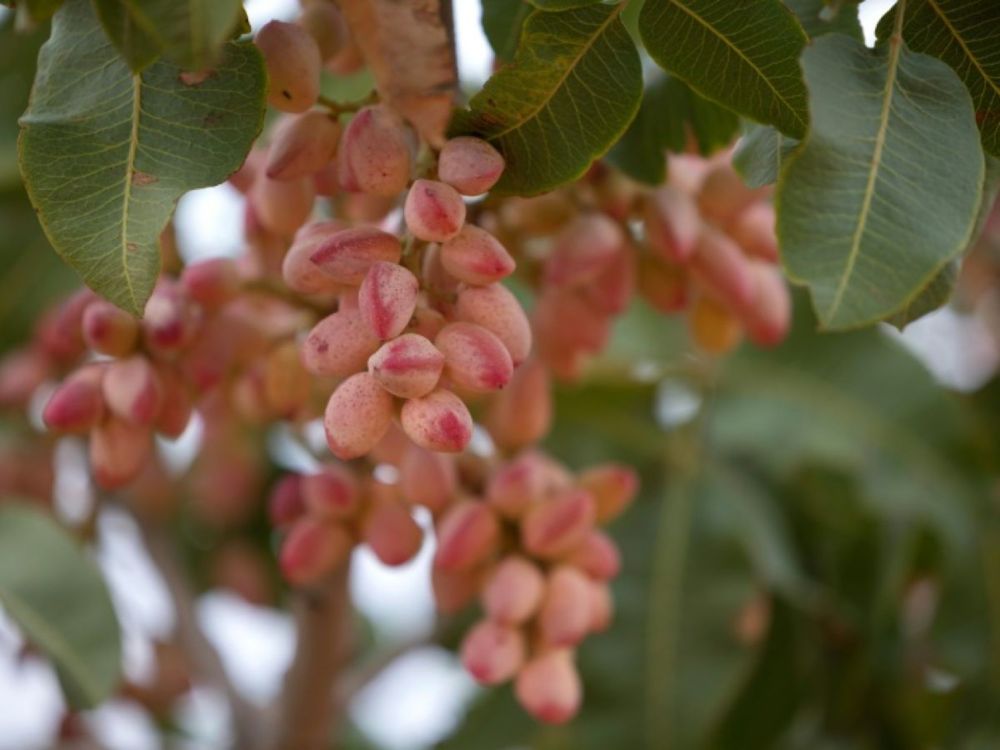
[5,0,1000,748]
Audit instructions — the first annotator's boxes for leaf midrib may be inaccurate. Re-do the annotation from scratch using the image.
[924,0,1000,100]
[120,73,142,314]
[484,4,622,141]
[661,0,807,132]
[826,15,905,321]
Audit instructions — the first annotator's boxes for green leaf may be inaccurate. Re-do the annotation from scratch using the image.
[884,260,959,330]
[0,12,47,189]
[450,3,642,196]
[877,0,1000,157]
[480,0,532,63]
[19,0,266,315]
[607,74,739,185]
[92,0,162,71]
[0,504,121,708]
[530,0,604,8]
[784,0,862,40]
[639,0,810,138]
[17,0,63,23]
[775,33,984,329]
[732,123,798,189]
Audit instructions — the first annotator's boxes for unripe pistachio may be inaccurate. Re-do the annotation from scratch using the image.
[514,650,581,725]
[433,566,485,615]
[265,111,341,181]
[576,463,638,524]
[538,566,592,647]
[564,530,621,581]
[521,488,596,559]
[420,243,462,298]
[434,500,500,571]
[81,300,139,357]
[302,464,360,519]
[534,289,610,355]
[697,165,765,228]
[482,555,546,625]
[742,262,791,347]
[297,2,347,62]
[362,493,424,566]
[155,366,192,439]
[279,518,352,585]
[728,201,778,262]
[302,309,381,377]
[435,322,513,393]
[399,443,457,513]
[643,186,702,263]
[455,284,532,365]
[438,137,505,195]
[43,366,105,433]
[309,227,403,285]
[460,620,525,685]
[689,295,742,355]
[340,105,413,196]
[90,417,153,490]
[282,220,348,295]
[404,179,466,242]
[690,227,756,311]
[587,580,614,633]
[36,288,93,364]
[358,262,419,340]
[143,283,199,354]
[181,258,240,309]
[229,148,265,194]
[256,21,321,113]
[269,474,305,528]
[324,372,394,459]
[0,349,48,408]
[486,358,551,450]
[440,225,515,285]
[103,356,163,426]
[486,451,570,518]
[638,255,689,313]
[409,305,448,341]
[250,174,315,235]
[544,214,624,289]
[263,340,310,418]
[400,388,473,453]
[367,334,444,399]
[578,244,636,315]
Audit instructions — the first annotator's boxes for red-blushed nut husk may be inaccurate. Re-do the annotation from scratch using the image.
[482,555,545,625]
[404,179,466,242]
[367,334,444,399]
[358,262,419,340]
[440,225,515,285]
[728,201,778,262]
[154,366,192,439]
[421,243,462,299]
[302,309,381,377]
[587,580,614,633]
[438,137,505,195]
[103,356,164,426]
[543,214,624,289]
[435,322,513,393]
[576,463,639,524]
[142,283,200,353]
[81,299,139,357]
[298,2,347,61]
[690,227,756,312]
[181,258,240,309]
[643,186,702,263]
[229,148,264,194]
[434,500,500,571]
[538,566,592,647]
[90,417,153,490]
[433,566,485,614]
[534,288,611,355]
[399,443,456,514]
[324,372,394,459]
[368,422,409,465]
[279,518,352,585]
[302,464,360,519]
[362,493,424,566]
[409,305,448,341]
[399,388,473,453]
[689,294,743,355]
[281,220,348,294]
[256,21,321,113]
[460,620,526,685]
[340,105,413,196]
[578,244,636,315]
[455,283,532,365]
[43,366,105,433]
[269,474,305,528]
[313,159,340,196]
[697,165,766,228]
[485,358,551,450]
[250,173,315,235]
[514,649,582,725]
[563,529,621,581]
[0,349,49,408]
[265,111,341,181]
[486,451,571,518]
[263,340,310,418]
[36,287,93,364]
[521,488,597,560]
[741,262,791,347]
[667,152,712,194]
[309,226,403,285]
[638,254,689,313]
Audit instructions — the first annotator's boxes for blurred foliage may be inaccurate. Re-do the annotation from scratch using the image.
[439,301,1000,749]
